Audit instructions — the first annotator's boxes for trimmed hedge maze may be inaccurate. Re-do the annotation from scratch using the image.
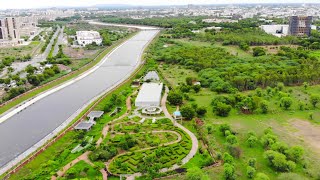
[108,118,192,175]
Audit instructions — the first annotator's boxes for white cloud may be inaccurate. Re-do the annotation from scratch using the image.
[0,0,319,9]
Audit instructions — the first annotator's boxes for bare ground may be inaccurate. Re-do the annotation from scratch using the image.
[290,119,320,151]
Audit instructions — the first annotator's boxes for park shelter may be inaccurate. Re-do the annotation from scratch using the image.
[135,83,163,108]
[74,121,95,131]
[173,111,182,120]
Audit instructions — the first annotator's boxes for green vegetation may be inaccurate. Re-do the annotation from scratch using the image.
[147,17,320,179]
[108,119,192,178]
[58,160,102,180]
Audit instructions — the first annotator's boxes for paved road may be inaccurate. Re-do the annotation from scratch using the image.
[0,30,159,170]
[53,27,65,57]
[3,27,61,78]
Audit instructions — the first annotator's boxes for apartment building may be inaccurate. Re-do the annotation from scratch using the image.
[0,17,21,46]
[289,16,313,37]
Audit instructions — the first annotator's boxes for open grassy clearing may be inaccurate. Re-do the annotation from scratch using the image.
[173,39,252,58]
[0,41,42,59]
[57,160,102,180]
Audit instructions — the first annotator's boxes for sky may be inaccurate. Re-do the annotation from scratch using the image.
[0,0,319,9]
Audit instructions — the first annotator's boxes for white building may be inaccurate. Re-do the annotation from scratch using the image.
[76,31,102,47]
[135,83,163,108]
[260,25,289,37]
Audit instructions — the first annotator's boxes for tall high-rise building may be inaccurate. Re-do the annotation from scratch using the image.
[0,17,21,46]
[289,16,313,37]
[0,17,20,41]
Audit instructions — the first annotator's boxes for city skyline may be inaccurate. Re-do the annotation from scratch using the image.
[1,0,320,10]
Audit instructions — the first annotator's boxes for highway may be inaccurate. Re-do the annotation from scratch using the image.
[0,29,159,173]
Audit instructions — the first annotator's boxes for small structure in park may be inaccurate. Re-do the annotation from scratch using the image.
[87,111,104,121]
[135,83,163,108]
[74,111,104,131]
[141,106,162,115]
[74,121,95,131]
[173,111,182,120]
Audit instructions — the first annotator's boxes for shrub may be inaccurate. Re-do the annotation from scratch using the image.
[223,163,235,180]
[248,158,256,168]
[246,166,256,179]
[255,173,270,180]
[223,152,234,164]
[167,91,183,105]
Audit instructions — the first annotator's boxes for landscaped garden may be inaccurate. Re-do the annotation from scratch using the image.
[107,118,192,175]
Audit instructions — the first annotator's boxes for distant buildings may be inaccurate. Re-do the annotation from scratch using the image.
[289,16,313,37]
[0,16,40,46]
[0,17,21,46]
[18,16,40,37]
[76,31,102,47]
[260,16,313,37]
[260,25,289,37]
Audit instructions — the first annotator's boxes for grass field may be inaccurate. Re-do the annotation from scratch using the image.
[58,160,102,179]
[0,41,41,59]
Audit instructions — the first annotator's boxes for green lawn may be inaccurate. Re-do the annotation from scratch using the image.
[58,160,102,180]
[0,41,41,59]
[174,39,252,58]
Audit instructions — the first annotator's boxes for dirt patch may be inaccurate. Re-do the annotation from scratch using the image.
[290,119,320,151]
[63,46,98,59]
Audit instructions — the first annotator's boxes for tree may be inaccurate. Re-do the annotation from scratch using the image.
[193,85,201,93]
[25,65,36,74]
[226,135,238,145]
[181,105,196,120]
[248,158,256,168]
[186,77,194,86]
[239,42,250,51]
[303,82,309,90]
[223,163,235,180]
[271,142,289,154]
[280,97,293,110]
[255,173,270,180]
[219,124,231,135]
[196,106,207,116]
[246,166,256,179]
[252,47,266,57]
[223,153,234,164]
[214,102,232,117]
[102,34,112,46]
[247,135,258,148]
[277,82,285,91]
[260,100,269,114]
[310,94,320,108]
[167,91,183,105]
[186,167,209,180]
[285,146,304,163]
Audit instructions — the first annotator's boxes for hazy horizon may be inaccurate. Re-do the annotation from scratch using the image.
[1,0,320,10]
